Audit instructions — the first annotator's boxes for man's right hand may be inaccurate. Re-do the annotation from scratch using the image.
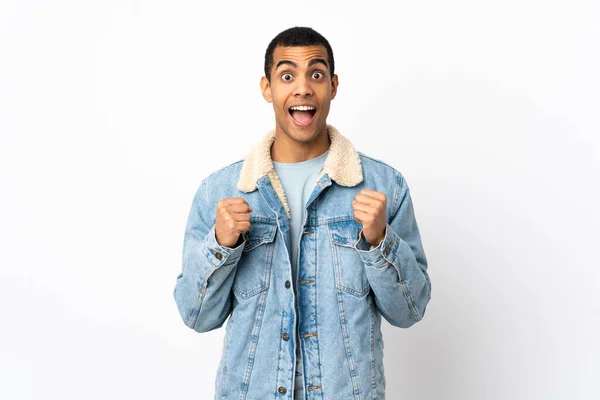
[215,198,253,248]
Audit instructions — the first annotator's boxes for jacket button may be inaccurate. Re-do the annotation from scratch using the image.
[215,252,223,260]
[282,332,289,341]
[285,280,291,289]
[278,386,287,394]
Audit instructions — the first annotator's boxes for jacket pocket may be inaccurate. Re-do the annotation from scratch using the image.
[232,218,278,300]
[327,218,371,297]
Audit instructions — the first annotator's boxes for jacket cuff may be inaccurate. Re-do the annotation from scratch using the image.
[354,224,393,268]
[201,224,246,270]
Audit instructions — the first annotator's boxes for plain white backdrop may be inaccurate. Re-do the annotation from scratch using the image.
[1,1,598,399]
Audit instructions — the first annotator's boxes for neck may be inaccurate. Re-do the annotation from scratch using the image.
[270,125,331,163]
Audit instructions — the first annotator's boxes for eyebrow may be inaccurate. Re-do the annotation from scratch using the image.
[275,58,329,71]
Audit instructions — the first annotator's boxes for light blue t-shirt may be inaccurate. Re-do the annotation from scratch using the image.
[273,148,329,398]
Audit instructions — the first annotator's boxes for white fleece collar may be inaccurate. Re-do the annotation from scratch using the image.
[236,124,363,219]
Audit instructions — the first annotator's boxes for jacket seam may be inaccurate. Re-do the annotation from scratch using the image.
[275,310,287,397]
[188,180,211,329]
[190,284,207,329]
[400,279,422,322]
[369,299,376,398]
[314,220,325,398]
[239,288,268,399]
[390,173,403,222]
[385,173,422,323]
[220,311,233,399]
[336,289,363,400]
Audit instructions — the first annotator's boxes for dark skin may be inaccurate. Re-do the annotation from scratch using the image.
[260,44,338,163]
[216,45,386,249]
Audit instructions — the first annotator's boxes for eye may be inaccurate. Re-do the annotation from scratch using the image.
[281,73,293,82]
[312,71,324,80]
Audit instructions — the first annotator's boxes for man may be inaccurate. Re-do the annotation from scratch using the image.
[173,26,431,399]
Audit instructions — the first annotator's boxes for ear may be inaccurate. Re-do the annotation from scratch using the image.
[330,74,339,100]
[260,76,273,103]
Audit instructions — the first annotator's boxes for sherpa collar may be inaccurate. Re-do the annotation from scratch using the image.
[236,124,363,219]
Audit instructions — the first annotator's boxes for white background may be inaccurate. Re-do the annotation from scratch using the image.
[1,1,598,399]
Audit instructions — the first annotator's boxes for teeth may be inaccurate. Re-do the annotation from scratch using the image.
[290,105,315,111]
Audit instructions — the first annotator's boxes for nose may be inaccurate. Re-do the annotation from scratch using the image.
[293,75,313,97]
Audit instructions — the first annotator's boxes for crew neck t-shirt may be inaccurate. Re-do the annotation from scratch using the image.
[272,148,329,399]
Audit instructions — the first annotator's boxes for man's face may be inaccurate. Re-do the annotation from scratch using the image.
[260,45,338,144]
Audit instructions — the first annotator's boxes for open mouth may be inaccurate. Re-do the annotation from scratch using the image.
[288,105,317,127]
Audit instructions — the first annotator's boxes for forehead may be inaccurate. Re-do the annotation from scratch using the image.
[272,45,329,69]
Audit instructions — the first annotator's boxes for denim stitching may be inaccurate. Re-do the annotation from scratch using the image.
[336,288,363,400]
[220,311,234,399]
[239,288,268,399]
[312,221,325,399]
[400,280,421,322]
[384,243,422,323]
[233,232,275,299]
[190,285,206,329]
[369,299,376,398]
[327,223,370,297]
[275,310,287,398]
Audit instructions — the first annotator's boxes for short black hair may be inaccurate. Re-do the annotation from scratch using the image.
[264,26,335,83]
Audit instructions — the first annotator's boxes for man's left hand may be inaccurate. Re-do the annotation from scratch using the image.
[352,189,387,248]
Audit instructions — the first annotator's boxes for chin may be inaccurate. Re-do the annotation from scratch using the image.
[287,126,321,143]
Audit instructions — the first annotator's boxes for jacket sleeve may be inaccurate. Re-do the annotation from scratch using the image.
[173,180,246,333]
[354,172,431,328]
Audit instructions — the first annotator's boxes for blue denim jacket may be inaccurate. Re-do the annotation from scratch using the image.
[173,125,431,399]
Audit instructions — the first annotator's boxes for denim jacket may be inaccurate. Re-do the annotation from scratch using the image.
[173,124,432,399]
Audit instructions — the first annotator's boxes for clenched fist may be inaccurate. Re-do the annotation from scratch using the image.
[352,189,387,247]
[215,198,253,248]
